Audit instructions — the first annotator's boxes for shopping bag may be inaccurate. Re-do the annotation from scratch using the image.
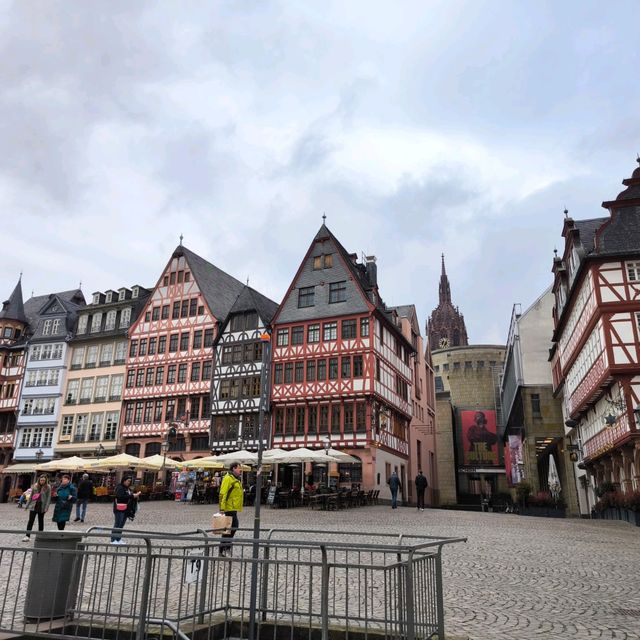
[211,512,232,534]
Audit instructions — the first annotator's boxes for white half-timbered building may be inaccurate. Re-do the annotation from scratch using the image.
[210,286,278,452]
[551,159,640,514]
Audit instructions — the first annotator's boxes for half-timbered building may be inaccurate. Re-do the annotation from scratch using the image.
[551,159,640,514]
[121,244,245,461]
[0,279,28,478]
[270,223,415,495]
[210,286,278,452]
[57,286,150,459]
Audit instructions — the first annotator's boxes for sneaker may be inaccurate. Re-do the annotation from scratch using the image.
[22,536,30,542]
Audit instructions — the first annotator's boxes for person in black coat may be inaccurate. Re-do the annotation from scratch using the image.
[111,476,140,545]
[415,471,428,511]
[74,473,94,523]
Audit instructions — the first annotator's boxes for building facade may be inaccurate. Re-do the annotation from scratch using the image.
[14,290,86,462]
[0,279,28,481]
[121,245,245,460]
[210,286,278,452]
[432,344,506,506]
[391,305,438,506]
[270,224,414,499]
[500,289,579,515]
[427,255,469,350]
[551,160,640,514]
[57,287,149,459]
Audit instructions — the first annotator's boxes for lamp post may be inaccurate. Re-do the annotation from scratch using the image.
[160,440,170,496]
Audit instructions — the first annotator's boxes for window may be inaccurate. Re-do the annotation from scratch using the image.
[80,378,94,403]
[110,374,123,400]
[145,311,151,322]
[90,313,102,333]
[317,359,327,380]
[178,364,187,383]
[307,324,320,343]
[158,335,167,354]
[51,319,62,335]
[360,318,369,337]
[129,340,138,358]
[75,415,88,442]
[306,360,316,382]
[155,366,164,385]
[319,405,329,433]
[298,286,315,308]
[161,305,169,319]
[145,367,154,386]
[167,365,176,384]
[435,376,444,392]
[151,306,160,321]
[295,362,304,383]
[356,403,366,432]
[143,401,153,423]
[193,330,203,349]
[191,362,201,381]
[331,404,340,433]
[71,347,85,369]
[329,281,347,303]
[153,400,163,422]
[177,271,184,284]
[277,329,289,347]
[341,356,351,378]
[104,412,118,440]
[232,344,242,364]
[253,342,263,362]
[531,394,541,417]
[291,326,304,345]
[344,403,354,431]
[132,286,139,299]
[329,358,338,380]
[202,360,212,380]
[103,310,116,331]
[139,338,147,356]
[61,415,74,437]
[189,299,198,316]
[172,302,180,319]
[465,361,472,370]
[42,319,52,335]
[89,413,103,441]
[308,406,317,434]
[274,364,283,384]
[323,322,337,341]
[342,319,356,339]
[77,315,88,334]
[126,370,135,388]
[169,334,179,352]
[313,254,333,269]
[181,300,189,318]
[180,332,189,351]
[353,355,363,377]
[136,369,144,387]
[148,337,157,356]
[86,345,98,367]
[94,376,109,401]
[114,340,127,363]
[119,307,131,328]
[284,363,293,383]
[100,343,113,365]
[204,329,214,348]
[627,261,640,282]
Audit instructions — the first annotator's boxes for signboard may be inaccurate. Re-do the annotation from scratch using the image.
[184,550,204,585]
[460,410,499,466]
[266,486,277,506]
[505,435,524,487]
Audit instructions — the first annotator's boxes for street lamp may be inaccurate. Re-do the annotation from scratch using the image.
[160,440,170,496]
[322,435,331,455]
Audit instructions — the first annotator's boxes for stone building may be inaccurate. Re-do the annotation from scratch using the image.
[427,255,468,350]
[500,289,579,515]
[432,344,506,507]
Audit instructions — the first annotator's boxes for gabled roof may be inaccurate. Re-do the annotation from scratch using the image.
[175,246,246,320]
[228,286,279,325]
[0,278,27,324]
[24,289,85,324]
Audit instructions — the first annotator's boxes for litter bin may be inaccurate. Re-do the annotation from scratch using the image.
[24,532,83,621]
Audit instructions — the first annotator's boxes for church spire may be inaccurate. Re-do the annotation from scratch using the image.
[0,277,27,324]
[439,254,451,304]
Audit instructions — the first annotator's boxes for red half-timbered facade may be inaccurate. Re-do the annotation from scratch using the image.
[0,279,28,473]
[121,245,245,461]
[551,160,640,513]
[270,224,415,496]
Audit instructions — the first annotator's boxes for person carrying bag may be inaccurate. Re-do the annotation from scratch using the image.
[217,463,244,557]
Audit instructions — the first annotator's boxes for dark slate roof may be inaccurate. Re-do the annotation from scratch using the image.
[0,279,27,323]
[228,286,279,325]
[23,289,85,325]
[175,246,246,320]
[574,218,608,254]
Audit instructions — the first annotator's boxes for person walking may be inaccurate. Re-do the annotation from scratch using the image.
[388,470,402,509]
[52,474,77,531]
[111,476,140,545]
[218,463,244,556]
[415,470,428,511]
[74,473,94,523]
[22,475,52,541]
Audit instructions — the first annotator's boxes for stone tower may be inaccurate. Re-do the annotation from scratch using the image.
[427,255,468,349]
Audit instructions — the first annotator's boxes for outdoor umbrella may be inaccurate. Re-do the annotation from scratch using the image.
[263,447,341,494]
[89,453,161,471]
[140,454,183,469]
[323,448,361,463]
[182,456,225,470]
[213,450,259,465]
[36,456,101,472]
[548,453,562,501]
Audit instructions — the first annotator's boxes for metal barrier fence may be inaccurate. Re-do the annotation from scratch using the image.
[0,527,465,640]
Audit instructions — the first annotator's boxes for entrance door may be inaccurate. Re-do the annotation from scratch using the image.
[1,476,11,503]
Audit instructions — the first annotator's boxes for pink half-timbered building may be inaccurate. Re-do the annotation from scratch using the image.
[270,224,414,497]
[121,244,245,462]
[551,160,640,514]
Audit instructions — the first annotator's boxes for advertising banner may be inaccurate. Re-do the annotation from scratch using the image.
[506,435,524,486]
[461,410,499,466]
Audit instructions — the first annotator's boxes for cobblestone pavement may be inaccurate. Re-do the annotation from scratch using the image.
[1,501,639,640]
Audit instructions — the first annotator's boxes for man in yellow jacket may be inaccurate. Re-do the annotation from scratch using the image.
[219,462,244,556]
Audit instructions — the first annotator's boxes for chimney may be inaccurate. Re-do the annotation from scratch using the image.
[365,255,377,287]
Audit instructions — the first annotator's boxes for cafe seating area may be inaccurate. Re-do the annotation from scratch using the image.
[269,487,380,510]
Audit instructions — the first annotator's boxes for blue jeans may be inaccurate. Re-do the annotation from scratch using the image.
[111,510,128,542]
[76,499,88,521]
[391,489,398,508]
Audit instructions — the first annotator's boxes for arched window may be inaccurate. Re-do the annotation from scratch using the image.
[453,329,460,346]
[125,443,141,457]
[145,442,161,457]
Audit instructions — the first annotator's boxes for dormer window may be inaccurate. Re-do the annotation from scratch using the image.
[105,292,113,303]
[92,293,101,305]
[118,289,126,301]
[52,319,62,335]
[132,286,139,299]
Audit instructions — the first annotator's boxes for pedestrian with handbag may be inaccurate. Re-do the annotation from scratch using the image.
[111,476,140,545]
[22,475,52,541]
[218,463,244,557]
[52,474,76,531]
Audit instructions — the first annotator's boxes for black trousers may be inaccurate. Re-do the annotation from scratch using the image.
[56,521,66,530]
[416,490,426,509]
[26,510,44,535]
[220,511,239,553]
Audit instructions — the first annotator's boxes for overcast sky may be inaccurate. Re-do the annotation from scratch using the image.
[1,1,639,343]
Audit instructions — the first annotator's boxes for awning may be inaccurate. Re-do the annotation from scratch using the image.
[1,463,38,474]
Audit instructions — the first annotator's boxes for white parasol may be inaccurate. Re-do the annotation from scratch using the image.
[88,453,162,471]
[36,456,102,472]
[548,453,562,501]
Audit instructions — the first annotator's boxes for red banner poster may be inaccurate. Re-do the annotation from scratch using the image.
[461,410,499,466]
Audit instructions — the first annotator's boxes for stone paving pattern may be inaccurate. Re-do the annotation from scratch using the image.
[1,502,639,639]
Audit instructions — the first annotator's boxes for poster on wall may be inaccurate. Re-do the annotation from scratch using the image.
[461,410,499,466]
[506,435,524,486]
